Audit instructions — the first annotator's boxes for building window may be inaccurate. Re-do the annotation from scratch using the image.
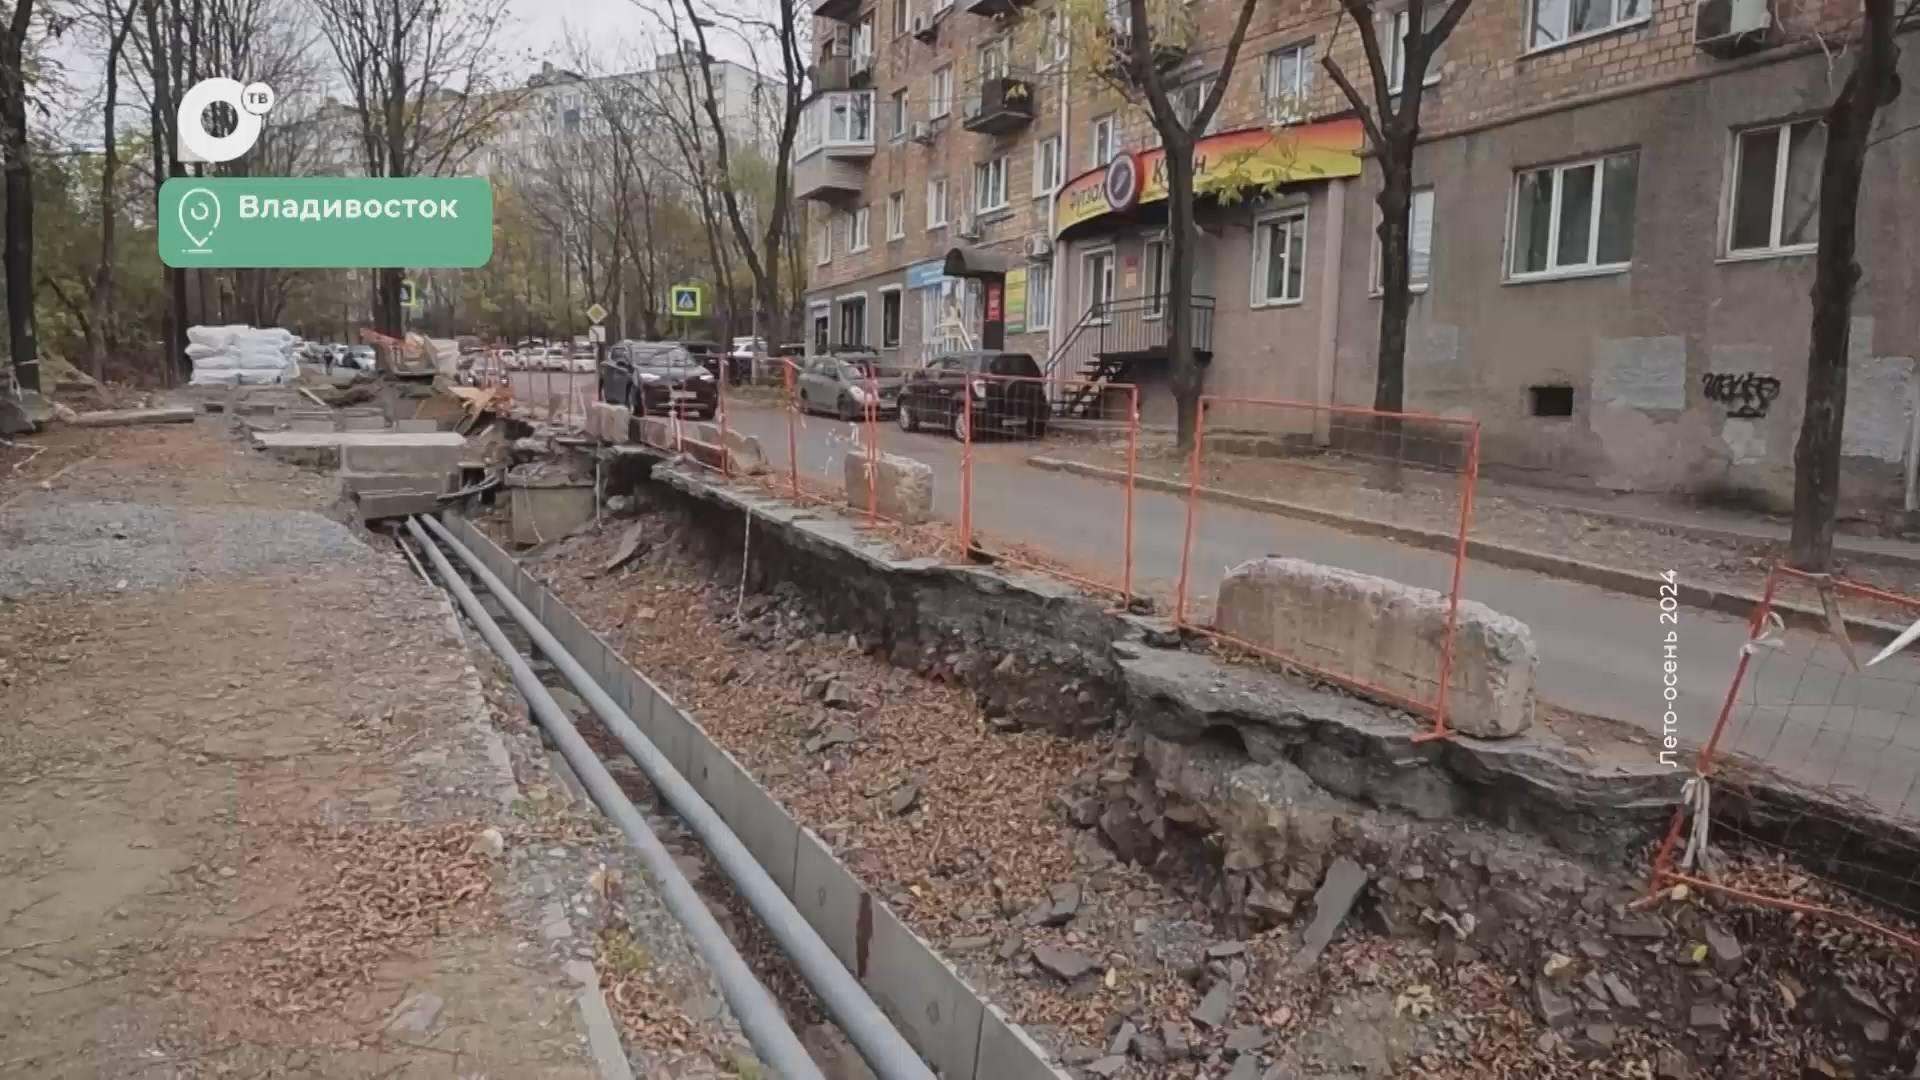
[1043,9,1068,67]
[927,177,948,228]
[1263,42,1313,123]
[975,156,1009,212]
[1530,385,1575,417]
[1170,78,1218,135]
[850,206,870,252]
[1143,237,1170,316]
[853,15,875,71]
[1509,150,1638,278]
[1530,0,1645,51]
[1252,208,1307,306]
[890,89,908,140]
[815,220,831,265]
[978,38,1010,81]
[881,289,903,348]
[1388,5,1446,93]
[1033,136,1062,197]
[1729,119,1823,256]
[1028,262,1053,330]
[1090,114,1116,167]
[1083,248,1115,320]
[887,191,905,240]
[1372,188,1435,293]
[811,305,831,353]
[893,0,909,35]
[838,295,869,348]
[930,65,954,119]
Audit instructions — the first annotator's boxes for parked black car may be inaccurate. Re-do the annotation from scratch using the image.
[683,340,729,381]
[896,351,1050,440]
[797,351,903,420]
[599,340,718,419]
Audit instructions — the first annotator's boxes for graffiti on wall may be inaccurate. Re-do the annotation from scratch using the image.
[1700,372,1782,418]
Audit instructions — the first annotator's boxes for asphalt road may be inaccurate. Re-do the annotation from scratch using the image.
[720,401,1920,819]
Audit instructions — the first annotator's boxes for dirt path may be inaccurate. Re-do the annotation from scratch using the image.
[0,418,752,1078]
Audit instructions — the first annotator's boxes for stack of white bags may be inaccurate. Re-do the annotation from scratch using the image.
[185,325,302,386]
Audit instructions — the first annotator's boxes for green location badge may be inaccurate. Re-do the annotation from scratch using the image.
[159,176,493,268]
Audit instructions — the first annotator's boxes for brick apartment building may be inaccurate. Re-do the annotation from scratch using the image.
[799,0,1920,507]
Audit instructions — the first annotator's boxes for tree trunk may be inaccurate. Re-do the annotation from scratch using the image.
[1,0,38,396]
[1788,0,1899,571]
[1373,150,1412,414]
[1166,133,1200,449]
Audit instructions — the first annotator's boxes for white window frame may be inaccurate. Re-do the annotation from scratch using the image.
[978,37,1010,82]
[1527,0,1647,53]
[1142,234,1170,318]
[1027,262,1054,331]
[1250,205,1309,308]
[1173,78,1218,135]
[835,291,870,349]
[1726,118,1823,258]
[815,219,832,265]
[889,89,909,140]
[931,0,953,12]
[1033,136,1062,198]
[1506,151,1637,281]
[930,65,954,119]
[1043,9,1068,68]
[975,155,1009,213]
[850,206,871,253]
[1387,5,1445,94]
[927,176,949,229]
[892,0,909,36]
[1263,42,1313,124]
[886,190,906,241]
[1371,188,1435,295]
[1081,245,1116,324]
[1090,114,1116,167]
[879,285,904,349]
[809,301,832,354]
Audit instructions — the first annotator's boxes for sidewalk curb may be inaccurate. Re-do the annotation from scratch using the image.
[1027,455,1912,645]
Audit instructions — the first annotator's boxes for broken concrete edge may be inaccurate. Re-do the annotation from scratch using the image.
[442,510,1070,1080]
[1026,455,1911,645]
[641,465,1920,902]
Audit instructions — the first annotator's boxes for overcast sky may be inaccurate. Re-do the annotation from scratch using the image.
[38,0,767,147]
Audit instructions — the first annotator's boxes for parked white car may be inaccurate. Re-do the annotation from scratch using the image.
[570,346,597,374]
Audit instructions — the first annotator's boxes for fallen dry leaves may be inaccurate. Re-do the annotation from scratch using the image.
[240,821,494,1017]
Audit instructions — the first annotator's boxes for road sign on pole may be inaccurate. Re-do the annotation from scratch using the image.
[669,284,703,318]
[585,302,608,324]
[399,278,420,309]
[588,324,606,344]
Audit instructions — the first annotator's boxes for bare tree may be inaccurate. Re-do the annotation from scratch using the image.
[312,0,521,335]
[1322,0,1470,418]
[1066,0,1260,447]
[660,0,804,343]
[1787,0,1914,570]
[2,0,41,396]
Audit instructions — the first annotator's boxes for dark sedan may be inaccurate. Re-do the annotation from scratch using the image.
[600,341,718,419]
[896,351,1050,440]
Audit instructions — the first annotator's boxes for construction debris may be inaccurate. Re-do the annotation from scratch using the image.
[67,407,198,428]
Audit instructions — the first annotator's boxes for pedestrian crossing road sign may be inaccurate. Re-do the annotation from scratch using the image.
[669,284,703,318]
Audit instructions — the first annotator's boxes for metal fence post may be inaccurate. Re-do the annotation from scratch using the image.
[1174,399,1207,627]
[784,361,800,499]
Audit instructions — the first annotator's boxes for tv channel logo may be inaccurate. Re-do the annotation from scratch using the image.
[177,78,276,164]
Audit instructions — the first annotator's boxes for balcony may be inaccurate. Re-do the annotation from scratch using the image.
[962,0,1032,15]
[962,76,1035,135]
[812,0,860,23]
[795,90,875,202]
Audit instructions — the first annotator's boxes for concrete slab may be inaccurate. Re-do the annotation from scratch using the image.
[864,902,986,1080]
[509,484,594,545]
[340,471,456,495]
[793,828,865,972]
[974,1005,1071,1080]
[396,418,442,433]
[68,406,198,428]
[254,430,464,472]
[354,489,442,520]
[723,766,800,897]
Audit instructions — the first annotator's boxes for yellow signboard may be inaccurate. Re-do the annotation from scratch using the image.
[1055,118,1365,235]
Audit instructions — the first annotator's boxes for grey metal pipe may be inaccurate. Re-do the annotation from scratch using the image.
[402,518,827,1080]
[417,513,937,1080]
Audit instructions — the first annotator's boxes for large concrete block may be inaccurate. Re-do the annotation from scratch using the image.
[1214,557,1536,738]
[637,416,677,451]
[338,408,388,432]
[588,403,632,444]
[843,449,933,525]
[336,433,466,475]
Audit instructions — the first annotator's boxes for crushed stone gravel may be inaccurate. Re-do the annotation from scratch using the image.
[0,498,369,597]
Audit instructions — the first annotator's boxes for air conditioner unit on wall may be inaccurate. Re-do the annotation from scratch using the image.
[956,214,981,240]
[1694,0,1773,57]
[910,120,935,144]
[1024,233,1052,259]
[911,12,938,40]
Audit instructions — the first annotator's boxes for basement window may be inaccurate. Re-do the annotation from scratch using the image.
[1530,385,1574,417]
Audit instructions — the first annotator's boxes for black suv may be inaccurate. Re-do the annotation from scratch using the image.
[600,341,718,419]
[896,351,1050,440]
